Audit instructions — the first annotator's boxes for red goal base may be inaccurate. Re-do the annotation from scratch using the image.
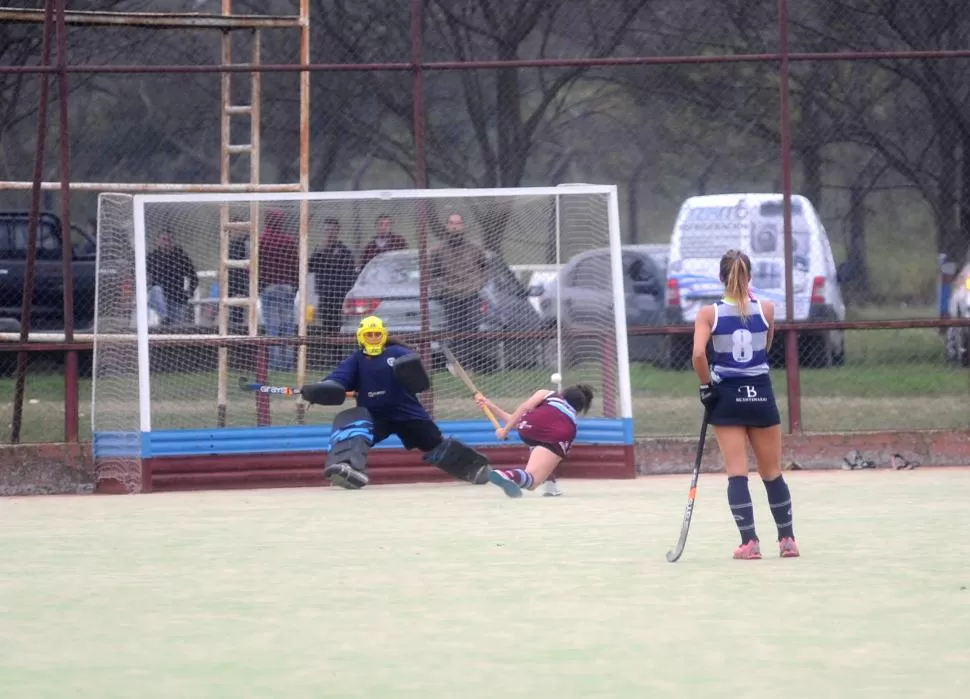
[96,444,636,494]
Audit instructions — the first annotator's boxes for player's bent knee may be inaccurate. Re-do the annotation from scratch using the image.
[325,407,374,490]
[423,437,490,484]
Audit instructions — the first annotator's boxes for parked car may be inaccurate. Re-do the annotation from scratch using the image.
[664,194,846,369]
[945,258,970,367]
[339,249,545,371]
[0,211,97,332]
[540,244,669,366]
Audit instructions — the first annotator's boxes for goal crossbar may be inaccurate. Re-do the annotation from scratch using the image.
[133,185,619,206]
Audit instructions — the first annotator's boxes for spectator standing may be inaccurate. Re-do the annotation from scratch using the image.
[146,229,197,325]
[258,208,299,370]
[359,213,407,270]
[309,218,357,365]
[428,213,488,362]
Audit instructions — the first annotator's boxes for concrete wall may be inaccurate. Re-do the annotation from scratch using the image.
[3,429,969,496]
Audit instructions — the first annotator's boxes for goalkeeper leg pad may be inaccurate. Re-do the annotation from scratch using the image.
[393,353,431,394]
[423,437,491,484]
[324,407,373,490]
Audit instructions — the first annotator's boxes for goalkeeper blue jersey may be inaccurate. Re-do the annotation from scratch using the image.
[324,345,431,421]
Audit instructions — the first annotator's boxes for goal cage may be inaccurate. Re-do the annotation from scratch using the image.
[92,186,635,493]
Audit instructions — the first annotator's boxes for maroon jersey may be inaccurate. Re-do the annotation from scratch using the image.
[516,392,578,458]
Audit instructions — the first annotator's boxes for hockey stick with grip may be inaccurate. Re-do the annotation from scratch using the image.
[438,344,502,430]
[238,377,355,398]
[665,409,711,563]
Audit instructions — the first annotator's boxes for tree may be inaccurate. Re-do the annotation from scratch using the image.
[794,0,970,266]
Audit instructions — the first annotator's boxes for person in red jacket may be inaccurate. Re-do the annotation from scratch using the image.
[358,213,407,270]
[258,208,299,370]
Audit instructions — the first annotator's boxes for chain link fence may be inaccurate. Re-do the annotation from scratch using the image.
[2,0,969,443]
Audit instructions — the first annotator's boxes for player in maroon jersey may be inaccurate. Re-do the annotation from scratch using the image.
[473,384,594,498]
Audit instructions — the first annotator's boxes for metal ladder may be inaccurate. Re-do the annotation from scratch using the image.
[216,0,264,427]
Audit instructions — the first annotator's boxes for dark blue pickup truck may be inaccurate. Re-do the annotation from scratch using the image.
[0,211,97,332]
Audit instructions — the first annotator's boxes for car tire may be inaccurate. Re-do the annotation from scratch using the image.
[832,332,846,367]
[659,335,692,371]
[959,315,970,368]
[799,334,833,369]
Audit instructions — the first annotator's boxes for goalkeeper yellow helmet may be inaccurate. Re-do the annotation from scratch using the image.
[357,315,388,356]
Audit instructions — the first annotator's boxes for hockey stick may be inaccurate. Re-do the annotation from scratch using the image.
[438,344,502,430]
[237,377,354,398]
[665,410,711,563]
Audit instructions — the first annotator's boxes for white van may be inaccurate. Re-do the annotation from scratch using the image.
[663,193,846,368]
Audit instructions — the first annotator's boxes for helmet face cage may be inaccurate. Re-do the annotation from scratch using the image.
[357,315,388,356]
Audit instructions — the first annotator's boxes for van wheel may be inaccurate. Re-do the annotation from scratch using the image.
[659,335,692,371]
[832,333,846,367]
[958,314,970,368]
[799,334,833,369]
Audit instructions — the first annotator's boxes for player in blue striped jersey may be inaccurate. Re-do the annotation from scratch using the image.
[691,250,800,559]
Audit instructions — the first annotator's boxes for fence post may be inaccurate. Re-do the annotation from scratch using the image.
[55,0,79,443]
[777,0,802,434]
[11,0,56,445]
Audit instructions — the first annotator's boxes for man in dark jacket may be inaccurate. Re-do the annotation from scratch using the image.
[309,218,357,364]
[146,230,197,325]
[428,213,488,362]
[258,208,299,370]
[359,213,407,270]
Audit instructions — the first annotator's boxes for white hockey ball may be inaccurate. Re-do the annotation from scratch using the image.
[550,373,562,384]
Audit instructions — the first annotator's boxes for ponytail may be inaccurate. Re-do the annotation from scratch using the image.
[719,250,752,322]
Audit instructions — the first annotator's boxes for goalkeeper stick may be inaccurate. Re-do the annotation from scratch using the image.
[665,410,711,563]
[238,377,354,398]
[439,344,502,430]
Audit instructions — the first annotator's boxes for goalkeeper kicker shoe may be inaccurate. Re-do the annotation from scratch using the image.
[324,462,369,490]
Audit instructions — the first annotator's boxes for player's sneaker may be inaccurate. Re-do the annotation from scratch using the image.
[733,539,762,560]
[487,469,523,498]
[542,478,563,497]
[778,537,800,558]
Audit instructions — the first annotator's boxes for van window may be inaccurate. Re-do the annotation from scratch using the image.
[751,260,784,289]
[679,227,744,258]
[759,200,804,217]
[750,222,810,257]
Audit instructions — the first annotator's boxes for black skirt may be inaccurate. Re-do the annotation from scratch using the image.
[708,373,781,428]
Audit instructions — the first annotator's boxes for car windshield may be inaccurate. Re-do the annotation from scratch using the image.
[359,254,421,286]
[0,218,60,257]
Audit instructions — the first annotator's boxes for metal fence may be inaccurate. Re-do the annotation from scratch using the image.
[1,0,969,444]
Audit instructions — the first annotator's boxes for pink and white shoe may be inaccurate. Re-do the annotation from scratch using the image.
[733,539,762,560]
[778,537,800,558]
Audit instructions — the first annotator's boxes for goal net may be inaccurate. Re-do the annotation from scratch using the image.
[92,186,633,491]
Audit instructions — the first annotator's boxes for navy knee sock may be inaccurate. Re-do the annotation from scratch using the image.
[763,475,794,540]
[727,475,758,544]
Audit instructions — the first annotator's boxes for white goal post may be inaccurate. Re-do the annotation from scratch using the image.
[92,185,634,492]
